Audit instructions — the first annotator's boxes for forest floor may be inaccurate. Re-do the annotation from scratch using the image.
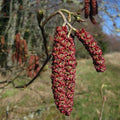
[0,52,120,120]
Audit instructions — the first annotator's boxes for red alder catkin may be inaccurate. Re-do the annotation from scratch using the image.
[27,55,40,78]
[90,0,98,16]
[27,55,35,78]
[84,0,98,24]
[13,33,28,65]
[51,26,76,116]
[15,33,20,62]
[85,0,90,18]
[76,28,106,72]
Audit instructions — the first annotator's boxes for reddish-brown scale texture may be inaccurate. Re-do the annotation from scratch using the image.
[90,0,97,16]
[27,55,35,78]
[84,0,90,18]
[96,1,98,14]
[19,39,28,62]
[89,15,97,24]
[27,55,40,78]
[51,26,76,116]
[89,0,98,24]
[15,33,20,62]
[76,28,106,72]
[84,0,98,24]
[12,33,28,65]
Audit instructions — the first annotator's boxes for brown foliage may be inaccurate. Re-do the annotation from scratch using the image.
[12,33,28,65]
[27,55,40,78]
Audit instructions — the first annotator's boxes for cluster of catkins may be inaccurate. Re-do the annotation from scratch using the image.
[12,33,27,65]
[51,26,106,116]
[84,0,98,24]
[76,28,106,72]
[51,26,76,116]
[27,55,40,78]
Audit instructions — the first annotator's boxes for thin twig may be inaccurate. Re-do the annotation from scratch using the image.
[99,96,107,120]
[39,26,49,59]
[42,11,58,27]
[0,53,45,86]
[12,54,51,88]
[42,10,77,31]
[99,84,107,120]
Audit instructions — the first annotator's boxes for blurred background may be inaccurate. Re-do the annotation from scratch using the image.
[0,0,120,120]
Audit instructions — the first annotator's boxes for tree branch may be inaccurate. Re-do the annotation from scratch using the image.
[12,54,51,88]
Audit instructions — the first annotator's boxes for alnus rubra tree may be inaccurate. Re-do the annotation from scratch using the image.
[50,26,106,116]
[1,0,115,118]
[35,6,106,115]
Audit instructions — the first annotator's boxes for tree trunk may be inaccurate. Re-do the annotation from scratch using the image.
[7,1,19,67]
[19,0,30,37]
[0,0,4,11]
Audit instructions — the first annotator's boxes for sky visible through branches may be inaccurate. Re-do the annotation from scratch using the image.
[99,0,120,36]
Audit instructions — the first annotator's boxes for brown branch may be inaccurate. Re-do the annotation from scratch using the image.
[0,80,8,84]
[0,52,49,89]
[0,55,51,89]
[42,10,77,31]
[39,26,49,59]
[42,11,58,27]
[0,67,25,89]
[12,54,51,88]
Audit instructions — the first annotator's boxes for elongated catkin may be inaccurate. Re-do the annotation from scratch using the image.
[51,26,76,116]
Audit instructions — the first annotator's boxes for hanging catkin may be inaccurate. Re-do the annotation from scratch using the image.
[76,28,106,72]
[84,0,98,24]
[27,55,40,78]
[85,0,90,18]
[51,26,76,116]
